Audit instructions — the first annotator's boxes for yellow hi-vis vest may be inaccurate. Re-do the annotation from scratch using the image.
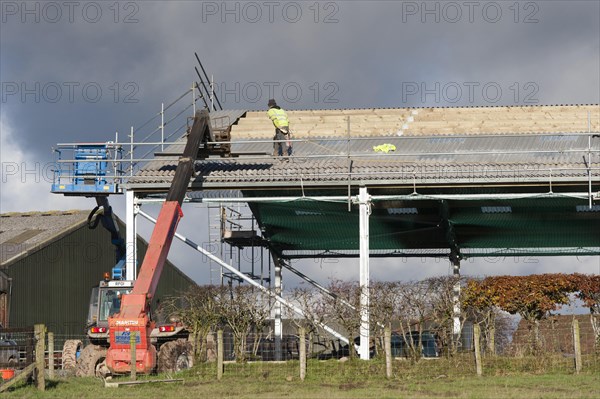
[267,108,289,129]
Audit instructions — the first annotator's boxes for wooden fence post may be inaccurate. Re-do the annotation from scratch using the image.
[572,319,582,374]
[217,330,223,381]
[473,324,482,377]
[130,331,137,381]
[384,326,392,379]
[488,325,496,355]
[34,324,45,391]
[47,332,54,379]
[299,327,306,381]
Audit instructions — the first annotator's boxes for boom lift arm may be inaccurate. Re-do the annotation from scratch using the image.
[88,196,127,278]
[106,110,210,374]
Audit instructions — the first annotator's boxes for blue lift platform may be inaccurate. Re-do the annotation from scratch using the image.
[51,143,124,196]
[51,142,127,280]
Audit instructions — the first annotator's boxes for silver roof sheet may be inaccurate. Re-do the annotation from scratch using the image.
[127,132,599,190]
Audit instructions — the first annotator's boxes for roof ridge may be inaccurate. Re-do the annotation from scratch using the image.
[0,209,88,217]
[243,104,600,112]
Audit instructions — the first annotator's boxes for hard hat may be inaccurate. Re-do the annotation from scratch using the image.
[268,99,277,107]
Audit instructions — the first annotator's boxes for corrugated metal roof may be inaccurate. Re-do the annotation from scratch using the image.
[128,132,598,190]
[0,211,89,265]
[0,210,197,283]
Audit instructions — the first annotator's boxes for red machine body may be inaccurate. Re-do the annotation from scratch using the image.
[106,202,183,373]
[104,110,209,374]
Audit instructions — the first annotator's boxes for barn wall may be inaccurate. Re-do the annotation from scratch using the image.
[7,223,195,336]
[7,224,116,335]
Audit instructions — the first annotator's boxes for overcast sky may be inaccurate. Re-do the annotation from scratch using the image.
[1,1,599,289]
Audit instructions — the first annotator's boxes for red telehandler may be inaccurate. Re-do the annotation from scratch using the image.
[103,109,209,374]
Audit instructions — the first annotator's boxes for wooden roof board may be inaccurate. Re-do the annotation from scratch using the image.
[231,105,599,139]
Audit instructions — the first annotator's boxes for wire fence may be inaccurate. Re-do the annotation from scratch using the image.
[0,329,90,372]
[0,328,34,369]
[2,320,598,385]
[190,321,599,382]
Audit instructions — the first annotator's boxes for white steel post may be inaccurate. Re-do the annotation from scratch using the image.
[274,260,283,361]
[452,258,461,336]
[358,186,371,360]
[125,190,138,281]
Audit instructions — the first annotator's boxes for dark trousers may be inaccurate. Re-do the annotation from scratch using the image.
[273,127,292,156]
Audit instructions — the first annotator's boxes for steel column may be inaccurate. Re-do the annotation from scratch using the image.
[125,190,138,281]
[452,257,461,336]
[274,260,283,361]
[358,187,371,360]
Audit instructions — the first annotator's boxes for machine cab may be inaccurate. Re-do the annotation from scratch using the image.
[86,280,134,345]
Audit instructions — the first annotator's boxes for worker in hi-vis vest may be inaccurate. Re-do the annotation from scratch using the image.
[267,99,292,157]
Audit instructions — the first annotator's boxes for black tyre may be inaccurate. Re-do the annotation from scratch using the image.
[62,339,82,371]
[157,339,193,373]
[75,345,107,377]
[7,357,17,369]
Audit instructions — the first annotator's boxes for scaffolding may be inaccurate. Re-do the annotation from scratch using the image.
[50,82,600,360]
[51,83,600,203]
[208,204,272,288]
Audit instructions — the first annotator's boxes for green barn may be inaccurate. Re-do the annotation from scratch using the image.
[0,210,195,337]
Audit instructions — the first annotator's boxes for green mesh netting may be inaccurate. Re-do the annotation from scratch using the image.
[246,194,600,258]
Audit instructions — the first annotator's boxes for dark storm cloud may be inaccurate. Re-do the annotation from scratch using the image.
[2,1,598,161]
[0,1,597,203]
[1,2,598,283]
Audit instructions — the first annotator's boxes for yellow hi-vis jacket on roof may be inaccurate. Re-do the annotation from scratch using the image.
[267,107,290,129]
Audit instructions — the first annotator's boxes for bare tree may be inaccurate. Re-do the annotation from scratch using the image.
[369,281,401,356]
[287,286,328,356]
[159,285,222,362]
[326,280,362,358]
[394,280,436,360]
[425,276,468,355]
[215,285,270,362]
[247,288,271,358]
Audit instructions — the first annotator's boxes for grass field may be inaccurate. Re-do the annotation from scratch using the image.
[3,357,600,398]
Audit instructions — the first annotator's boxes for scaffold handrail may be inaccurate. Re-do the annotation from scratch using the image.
[51,82,599,199]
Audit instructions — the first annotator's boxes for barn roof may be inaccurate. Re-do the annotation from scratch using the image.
[0,211,194,286]
[0,210,90,266]
[231,104,600,139]
[125,104,600,259]
[127,104,600,191]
